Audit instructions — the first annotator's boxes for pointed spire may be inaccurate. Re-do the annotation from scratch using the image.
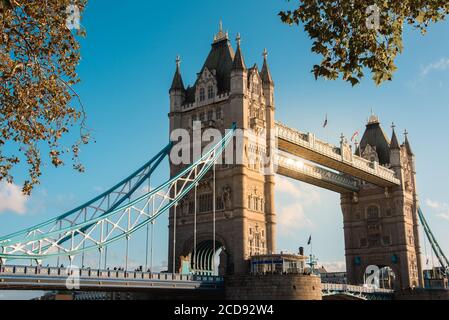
[354,138,361,156]
[213,19,229,43]
[232,33,246,71]
[170,55,185,92]
[404,130,414,156]
[367,109,380,124]
[261,48,274,85]
[390,122,400,150]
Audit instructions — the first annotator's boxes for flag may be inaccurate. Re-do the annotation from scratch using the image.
[323,114,328,128]
[351,131,359,142]
[307,235,312,245]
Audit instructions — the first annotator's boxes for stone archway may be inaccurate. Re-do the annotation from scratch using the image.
[192,240,224,275]
[181,234,231,276]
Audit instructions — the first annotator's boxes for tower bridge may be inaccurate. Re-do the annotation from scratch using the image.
[0,24,447,299]
[167,24,425,290]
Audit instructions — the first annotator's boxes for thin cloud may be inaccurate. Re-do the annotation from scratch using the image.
[421,58,449,76]
[275,176,320,236]
[425,198,449,221]
[321,261,346,272]
[437,213,449,221]
[278,203,313,236]
[276,175,302,198]
[0,182,29,215]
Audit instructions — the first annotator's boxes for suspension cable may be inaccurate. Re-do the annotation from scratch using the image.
[194,167,198,274]
[173,183,178,274]
[213,159,216,275]
[104,195,110,270]
[145,179,151,272]
[150,189,155,273]
[422,224,429,269]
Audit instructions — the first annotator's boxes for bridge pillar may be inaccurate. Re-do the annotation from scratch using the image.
[167,27,276,275]
[341,118,423,289]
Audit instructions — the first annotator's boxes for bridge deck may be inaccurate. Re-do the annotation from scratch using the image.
[275,123,400,188]
[0,266,223,292]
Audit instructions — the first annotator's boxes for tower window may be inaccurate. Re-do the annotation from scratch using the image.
[207,85,214,99]
[216,108,222,120]
[199,87,205,102]
[207,110,213,121]
[199,193,213,213]
[216,197,224,210]
[367,206,380,220]
[360,238,368,248]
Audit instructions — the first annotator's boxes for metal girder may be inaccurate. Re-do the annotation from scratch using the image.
[0,144,172,248]
[0,125,236,261]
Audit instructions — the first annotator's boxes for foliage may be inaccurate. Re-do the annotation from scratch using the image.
[279,0,449,85]
[0,0,88,194]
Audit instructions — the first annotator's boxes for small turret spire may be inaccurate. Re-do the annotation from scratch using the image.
[232,33,246,71]
[170,54,185,92]
[261,48,274,85]
[390,122,400,150]
[404,130,414,156]
[354,138,361,156]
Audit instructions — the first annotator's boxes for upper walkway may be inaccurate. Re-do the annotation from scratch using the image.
[275,122,401,190]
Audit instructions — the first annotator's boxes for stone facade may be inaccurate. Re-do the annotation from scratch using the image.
[167,25,276,275]
[341,117,423,289]
[225,275,322,300]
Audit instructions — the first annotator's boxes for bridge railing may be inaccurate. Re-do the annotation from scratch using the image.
[275,122,400,185]
[322,283,394,294]
[0,265,224,283]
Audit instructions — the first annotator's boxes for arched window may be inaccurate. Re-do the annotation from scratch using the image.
[199,87,205,102]
[367,206,380,220]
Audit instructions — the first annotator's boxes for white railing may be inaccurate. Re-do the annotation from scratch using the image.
[322,283,394,294]
[275,122,400,185]
[0,265,223,283]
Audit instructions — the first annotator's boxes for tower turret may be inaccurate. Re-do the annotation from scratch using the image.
[169,55,185,113]
[403,130,416,174]
[390,123,402,168]
[261,48,274,107]
[230,33,247,95]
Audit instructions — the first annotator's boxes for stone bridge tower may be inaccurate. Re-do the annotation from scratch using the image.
[341,114,423,289]
[167,24,276,275]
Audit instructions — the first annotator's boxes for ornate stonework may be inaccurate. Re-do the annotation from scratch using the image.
[342,123,423,289]
[168,27,276,275]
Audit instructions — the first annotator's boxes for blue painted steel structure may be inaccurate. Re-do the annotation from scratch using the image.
[0,125,236,263]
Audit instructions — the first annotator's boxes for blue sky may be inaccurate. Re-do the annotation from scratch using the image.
[1,0,449,299]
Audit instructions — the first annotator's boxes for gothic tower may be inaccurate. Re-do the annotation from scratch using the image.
[341,114,423,289]
[167,24,276,275]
